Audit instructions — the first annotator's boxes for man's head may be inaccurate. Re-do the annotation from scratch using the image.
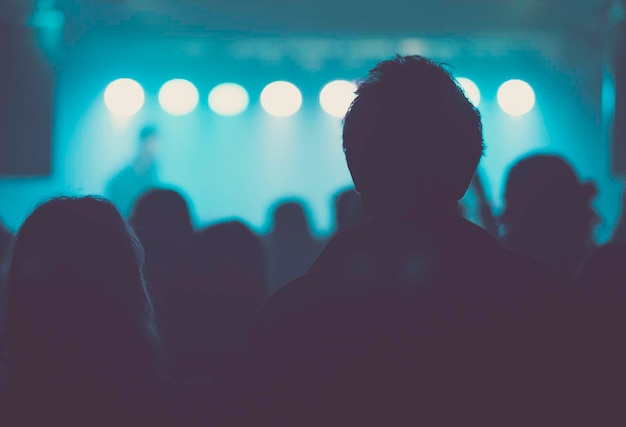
[343,55,483,217]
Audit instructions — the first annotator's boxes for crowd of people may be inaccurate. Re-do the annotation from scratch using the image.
[0,55,624,426]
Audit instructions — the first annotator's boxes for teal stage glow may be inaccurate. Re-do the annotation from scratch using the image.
[0,38,620,243]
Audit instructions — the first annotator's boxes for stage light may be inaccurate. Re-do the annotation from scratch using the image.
[456,77,481,107]
[497,79,535,116]
[319,80,357,118]
[260,81,302,118]
[104,78,145,117]
[159,79,199,116]
[208,83,249,116]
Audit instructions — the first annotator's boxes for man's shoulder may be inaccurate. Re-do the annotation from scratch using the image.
[502,247,570,289]
[257,270,331,325]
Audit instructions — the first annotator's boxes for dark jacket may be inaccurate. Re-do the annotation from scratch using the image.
[241,214,575,426]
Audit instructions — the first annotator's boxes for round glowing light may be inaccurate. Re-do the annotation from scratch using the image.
[260,81,302,118]
[456,77,481,107]
[104,78,145,117]
[319,80,357,118]
[208,83,249,116]
[158,79,199,115]
[497,79,536,116]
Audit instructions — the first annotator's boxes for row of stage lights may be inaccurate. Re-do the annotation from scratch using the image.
[104,77,536,119]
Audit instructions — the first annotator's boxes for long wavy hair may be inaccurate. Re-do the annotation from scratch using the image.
[2,196,161,386]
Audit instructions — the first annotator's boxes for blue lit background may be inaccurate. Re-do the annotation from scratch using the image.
[0,32,622,241]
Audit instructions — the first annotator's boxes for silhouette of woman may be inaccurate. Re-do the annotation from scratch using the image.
[0,197,171,426]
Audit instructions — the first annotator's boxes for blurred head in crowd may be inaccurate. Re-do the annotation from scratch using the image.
[130,189,193,261]
[501,154,597,274]
[187,221,266,302]
[272,201,314,242]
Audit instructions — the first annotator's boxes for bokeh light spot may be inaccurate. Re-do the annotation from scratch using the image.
[497,79,536,116]
[319,80,357,118]
[104,78,145,117]
[159,79,199,116]
[260,81,302,118]
[208,83,249,116]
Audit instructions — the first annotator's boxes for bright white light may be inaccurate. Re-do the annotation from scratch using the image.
[158,79,199,115]
[208,83,249,116]
[456,77,481,107]
[497,79,536,116]
[260,81,302,118]
[104,78,145,117]
[319,80,357,118]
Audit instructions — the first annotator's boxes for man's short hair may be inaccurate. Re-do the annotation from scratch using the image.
[343,55,484,214]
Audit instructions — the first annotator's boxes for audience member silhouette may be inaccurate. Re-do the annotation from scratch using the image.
[500,154,598,277]
[106,125,160,218]
[242,55,572,426]
[145,220,267,425]
[0,220,12,338]
[266,201,322,295]
[333,188,367,233]
[161,221,266,385]
[0,197,172,427]
[129,188,194,311]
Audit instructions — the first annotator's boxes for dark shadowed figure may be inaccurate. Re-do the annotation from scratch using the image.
[130,188,194,311]
[333,188,367,233]
[575,242,626,422]
[0,197,173,427]
[266,201,323,295]
[161,221,266,385]
[500,154,598,277]
[106,125,160,218]
[157,221,266,425]
[239,56,575,427]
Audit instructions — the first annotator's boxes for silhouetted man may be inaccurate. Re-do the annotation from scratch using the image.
[241,56,574,426]
[106,126,160,218]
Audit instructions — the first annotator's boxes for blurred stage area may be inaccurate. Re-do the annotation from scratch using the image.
[1,0,625,241]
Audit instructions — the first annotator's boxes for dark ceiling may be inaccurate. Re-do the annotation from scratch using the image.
[2,0,620,37]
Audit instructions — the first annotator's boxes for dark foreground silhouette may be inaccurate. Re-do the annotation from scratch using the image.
[239,56,577,426]
[0,197,174,427]
[1,54,623,427]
